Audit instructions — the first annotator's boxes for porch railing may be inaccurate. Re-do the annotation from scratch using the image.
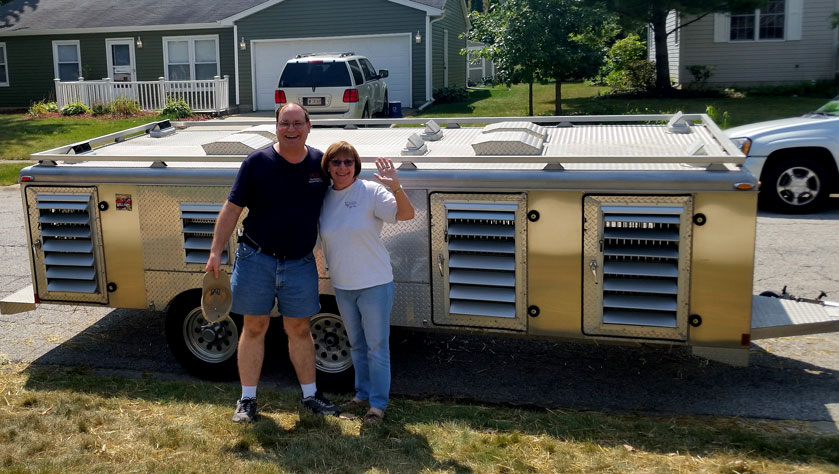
[54,76,230,114]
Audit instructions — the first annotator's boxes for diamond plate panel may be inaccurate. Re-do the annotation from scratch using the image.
[145,270,205,311]
[24,186,109,304]
[430,193,527,331]
[391,282,432,327]
[583,195,693,341]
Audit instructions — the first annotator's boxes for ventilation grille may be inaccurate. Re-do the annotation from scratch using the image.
[36,194,98,293]
[181,204,228,264]
[446,202,518,318]
[601,205,684,328]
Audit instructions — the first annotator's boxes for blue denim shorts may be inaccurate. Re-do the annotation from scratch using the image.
[230,242,320,318]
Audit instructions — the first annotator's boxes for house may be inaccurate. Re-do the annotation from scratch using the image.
[651,0,838,88]
[0,0,469,111]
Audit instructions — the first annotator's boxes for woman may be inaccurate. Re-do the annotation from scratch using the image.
[318,140,415,424]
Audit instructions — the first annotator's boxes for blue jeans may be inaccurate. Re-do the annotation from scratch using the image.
[333,282,394,411]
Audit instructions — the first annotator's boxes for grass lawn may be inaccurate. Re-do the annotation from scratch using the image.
[1,364,837,473]
[419,83,828,128]
[0,162,31,186]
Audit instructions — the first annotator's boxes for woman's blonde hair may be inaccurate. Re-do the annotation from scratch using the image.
[321,140,361,177]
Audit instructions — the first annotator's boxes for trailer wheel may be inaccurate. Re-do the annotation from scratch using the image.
[165,293,242,381]
[311,300,354,391]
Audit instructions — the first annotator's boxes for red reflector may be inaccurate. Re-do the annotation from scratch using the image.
[20,176,33,182]
[741,333,751,346]
[275,90,286,104]
[34,293,41,304]
[343,89,359,103]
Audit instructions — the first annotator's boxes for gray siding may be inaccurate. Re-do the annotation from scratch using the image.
[679,0,837,86]
[235,0,428,107]
[431,0,468,91]
[0,28,234,109]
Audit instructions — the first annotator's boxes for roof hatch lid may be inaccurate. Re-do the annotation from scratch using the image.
[471,131,545,155]
[238,125,277,141]
[482,121,548,140]
[202,134,273,155]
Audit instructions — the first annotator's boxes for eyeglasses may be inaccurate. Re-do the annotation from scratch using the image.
[278,120,307,129]
[329,159,355,167]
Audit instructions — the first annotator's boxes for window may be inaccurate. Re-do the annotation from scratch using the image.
[359,58,377,81]
[163,36,219,81]
[0,43,8,86]
[52,40,81,81]
[348,60,364,86]
[730,0,785,41]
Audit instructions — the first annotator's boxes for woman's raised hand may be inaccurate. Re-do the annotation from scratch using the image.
[374,158,400,191]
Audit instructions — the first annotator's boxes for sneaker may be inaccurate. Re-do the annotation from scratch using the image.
[301,391,341,416]
[232,397,257,423]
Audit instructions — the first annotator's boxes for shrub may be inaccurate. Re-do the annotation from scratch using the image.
[91,102,112,116]
[706,105,731,129]
[686,65,715,90]
[28,100,59,116]
[110,97,142,116]
[59,102,92,116]
[160,98,193,119]
[596,34,647,87]
[607,59,655,92]
[433,87,469,104]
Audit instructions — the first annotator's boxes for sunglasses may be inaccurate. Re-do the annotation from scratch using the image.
[329,159,355,167]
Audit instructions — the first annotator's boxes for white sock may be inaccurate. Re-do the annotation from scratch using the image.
[301,382,317,398]
[241,386,257,400]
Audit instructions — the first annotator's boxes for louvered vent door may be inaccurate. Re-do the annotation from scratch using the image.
[25,187,108,304]
[180,204,228,265]
[431,193,527,331]
[583,196,693,341]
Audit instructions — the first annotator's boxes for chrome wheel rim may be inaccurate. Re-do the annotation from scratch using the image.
[776,166,820,206]
[182,307,238,363]
[311,313,352,374]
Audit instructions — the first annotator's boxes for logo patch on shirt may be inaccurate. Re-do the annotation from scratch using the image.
[344,200,358,209]
[308,173,323,184]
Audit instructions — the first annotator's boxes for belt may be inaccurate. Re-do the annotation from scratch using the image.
[238,233,296,261]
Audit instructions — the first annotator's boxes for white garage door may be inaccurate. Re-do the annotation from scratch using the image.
[252,33,412,111]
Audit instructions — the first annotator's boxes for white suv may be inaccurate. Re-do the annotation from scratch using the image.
[275,52,389,119]
[726,95,838,214]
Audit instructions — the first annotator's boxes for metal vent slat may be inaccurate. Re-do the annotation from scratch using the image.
[603,294,677,311]
[448,238,515,254]
[447,210,515,221]
[446,202,518,211]
[183,250,229,264]
[42,238,93,253]
[184,237,213,250]
[182,223,216,233]
[605,214,680,224]
[448,223,514,238]
[39,212,89,224]
[181,204,226,212]
[604,245,678,259]
[449,268,515,287]
[40,225,91,238]
[46,266,96,280]
[181,211,223,219]
[37,201,89,211]
[601,205,684,215]
[604,261,678,278]
[44,253,95,266]
[603,308,677,327]
[603,277,677,294]
[603,228,679,241]
[36,194,91,202]
[450,300,516,318]
[449,254,514,271]
[450,284,515,303]
[47,279,98,293]
[181,203,228,264]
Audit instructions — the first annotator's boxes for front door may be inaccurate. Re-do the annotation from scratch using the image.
[106,38,135,82]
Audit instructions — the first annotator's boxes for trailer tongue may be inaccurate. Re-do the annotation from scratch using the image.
[3,114,838,381]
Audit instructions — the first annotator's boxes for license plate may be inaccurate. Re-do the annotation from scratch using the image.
[305,97,324,106]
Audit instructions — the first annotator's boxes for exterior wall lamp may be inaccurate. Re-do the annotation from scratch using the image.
[136,37,143,48]
[239,37,247,50]
[415,31,422,43]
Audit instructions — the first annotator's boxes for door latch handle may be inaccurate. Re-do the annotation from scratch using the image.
[437,254,444,277]
[589,260,598,285]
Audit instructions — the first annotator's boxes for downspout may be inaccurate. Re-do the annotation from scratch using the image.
[834,0,839,79]
[233,24,240,108]
[425,10,447,105]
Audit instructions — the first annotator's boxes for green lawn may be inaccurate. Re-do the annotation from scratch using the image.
[419,83,828,128]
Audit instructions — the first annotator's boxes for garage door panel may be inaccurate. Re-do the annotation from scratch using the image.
[253,34,412,111]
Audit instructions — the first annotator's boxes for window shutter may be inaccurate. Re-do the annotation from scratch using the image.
[713,13,728,43]
[786,0,803,41]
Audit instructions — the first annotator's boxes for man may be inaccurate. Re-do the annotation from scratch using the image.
[205,103,340,422]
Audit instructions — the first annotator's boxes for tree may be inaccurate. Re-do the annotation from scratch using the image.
[467,0,614,115]
[589,0,767,92]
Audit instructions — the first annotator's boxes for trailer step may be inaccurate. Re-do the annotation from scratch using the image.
[0,285,36,315]
[751,295,839,339]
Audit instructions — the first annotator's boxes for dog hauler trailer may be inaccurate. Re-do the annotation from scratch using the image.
[3,114,839,383]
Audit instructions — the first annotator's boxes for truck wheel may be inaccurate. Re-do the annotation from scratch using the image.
[761,157,831,214]
[165,293,242,381]
[361,104,370,119]
[311,310,354,391]
[380,91,389,117]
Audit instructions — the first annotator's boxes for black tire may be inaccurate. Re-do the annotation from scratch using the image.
[361,104,370,119]
[165,291,242,381]
[380,91,389,117]
[760,156,832,214]
[311,297,354,392]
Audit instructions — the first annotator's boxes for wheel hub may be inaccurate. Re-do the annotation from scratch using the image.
[182,308,238,363]
[777,166,819,206]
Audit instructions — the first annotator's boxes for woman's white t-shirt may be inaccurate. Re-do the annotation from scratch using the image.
[319,179,398,290]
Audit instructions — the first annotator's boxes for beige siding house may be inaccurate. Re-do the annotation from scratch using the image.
[656,0,838,87]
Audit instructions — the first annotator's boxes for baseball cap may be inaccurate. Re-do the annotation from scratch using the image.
[201,269,232,323]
